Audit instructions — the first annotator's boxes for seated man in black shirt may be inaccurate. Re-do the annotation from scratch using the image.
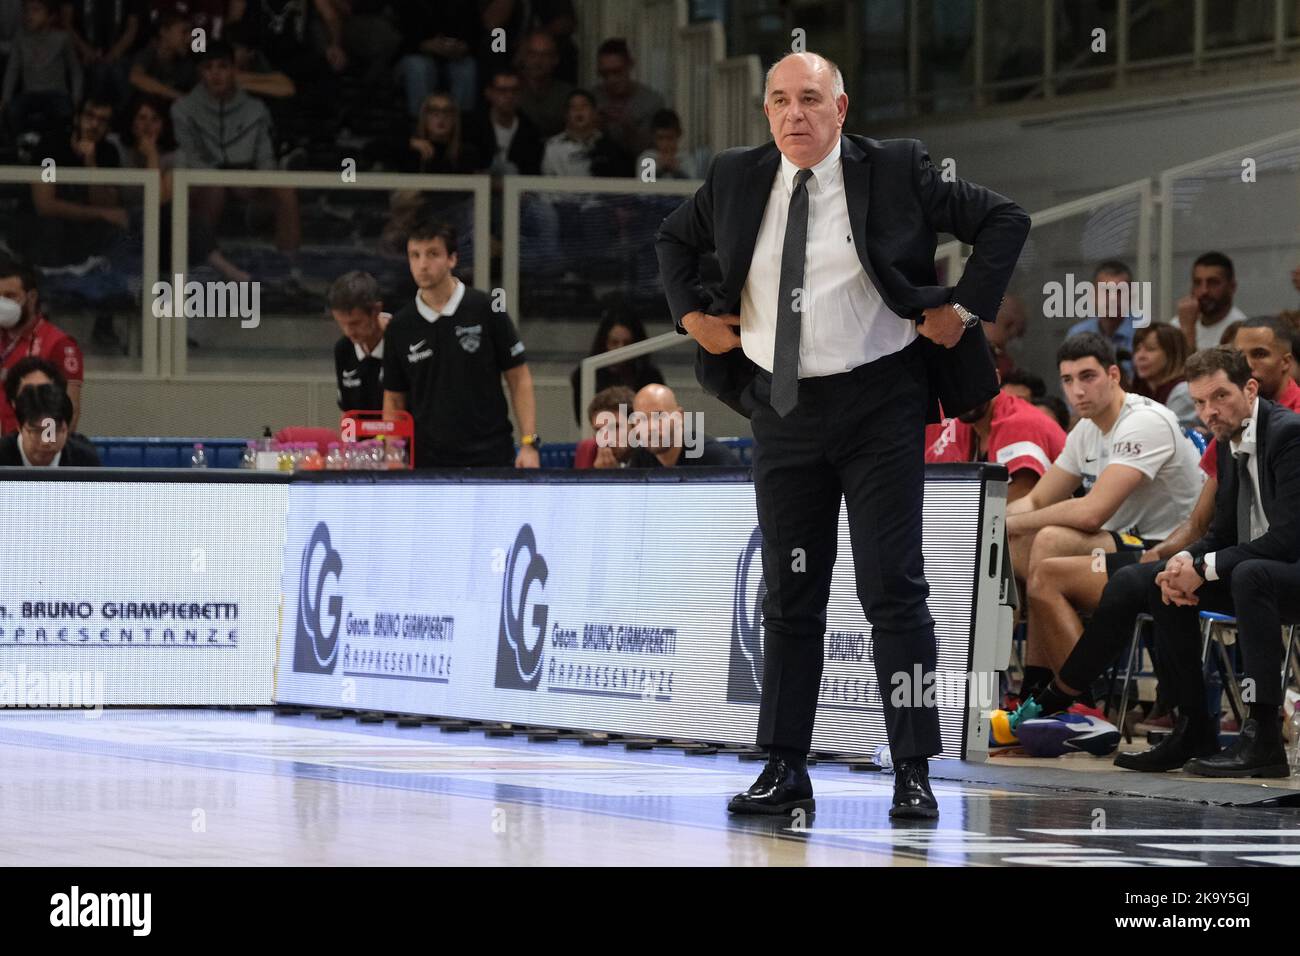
[382,220,540,469]
[0,383,100,466]
[329,270,387,413]
[627,384,741,468]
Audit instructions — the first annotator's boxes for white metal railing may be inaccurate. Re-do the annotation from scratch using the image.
[1156,126,1300,322]
[0,165,161,377]
[168,169,490,378]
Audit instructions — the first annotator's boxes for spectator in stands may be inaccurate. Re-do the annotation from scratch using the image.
[28,93,128,350]
[1130,322,1196,429]
[329,270,388,413]
[1000,367,1045,402]
[1021,348,1300,777]
[515,30,572,139]
[0,382,98,465]
[592,37,664,157]
[118,94,244,283]
[0,257,83,434]
[173,41,302,274]
[394,0,480,116]
[541,89,632,177]
[574,384,635,469]
[986,294,1026,378]
[1067,260,1136,376]
[483,0,577,84]
[226,0,346,160]
[635,108,699,180]
[1143,316,1300,566]
[925,387,1066,502]
[382,220,538,469]
[1005,332,1204,705]
[470,68,543,176]
[145,0,223,38]
[225,21,295,101]
[61,0,144,107]
[568,310,664,423]
[1174,251,1246,351]
[1,0,80,137]
[626,384,740,468]
[398,91,483,174]
[127,10,194,102]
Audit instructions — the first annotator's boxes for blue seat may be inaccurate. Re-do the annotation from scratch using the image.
[1183,427,1208,454]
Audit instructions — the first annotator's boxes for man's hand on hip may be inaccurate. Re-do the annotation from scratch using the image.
[918,305,965,348]
[682,312,742,354]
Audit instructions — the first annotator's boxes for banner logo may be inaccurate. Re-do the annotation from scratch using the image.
[494,524,549,690]
[292,522,344,674]
[726,526,766,704]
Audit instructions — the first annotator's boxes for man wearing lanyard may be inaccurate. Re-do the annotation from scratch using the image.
[0,257,83,435]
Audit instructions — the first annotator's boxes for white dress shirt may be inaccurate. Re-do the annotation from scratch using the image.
[739,138,916,377]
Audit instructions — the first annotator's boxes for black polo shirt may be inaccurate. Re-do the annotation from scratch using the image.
[334,336,385,412]
[382,282,528,467]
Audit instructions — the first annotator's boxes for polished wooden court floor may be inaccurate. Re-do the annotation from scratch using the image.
[0,709,1296,866]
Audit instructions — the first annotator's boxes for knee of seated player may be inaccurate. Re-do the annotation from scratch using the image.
[1228,558,1272,598]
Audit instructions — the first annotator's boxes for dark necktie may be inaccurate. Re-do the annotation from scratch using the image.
[1235,451,1254,545]
[770,168,813,417]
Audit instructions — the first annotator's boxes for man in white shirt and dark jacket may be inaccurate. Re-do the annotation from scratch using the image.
[1018,347,1300,777]
[655,52,1030,819]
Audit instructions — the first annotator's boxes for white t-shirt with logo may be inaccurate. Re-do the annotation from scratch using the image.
[1054,392,1204,541]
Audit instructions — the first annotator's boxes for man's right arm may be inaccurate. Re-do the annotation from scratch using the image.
[382,391,407,416]
[654,153,719,333]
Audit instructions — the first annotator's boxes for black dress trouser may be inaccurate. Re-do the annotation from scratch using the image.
[1059,558,1300,713]
[748,338,941,760]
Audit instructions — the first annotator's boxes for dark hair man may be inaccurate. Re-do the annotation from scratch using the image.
[656,51,1030,820]
[329,271,388,413]
[1174,251,1246,352]
[0,382,99,466]
[1022,347,1300,778]
[1004,332,1202,713]
[382,221,539,469]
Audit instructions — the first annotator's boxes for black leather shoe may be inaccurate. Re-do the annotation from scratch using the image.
[890,758,939,819]
[1114,715,1219,772]
[727,757,815,815]
[1183,718,1290,778]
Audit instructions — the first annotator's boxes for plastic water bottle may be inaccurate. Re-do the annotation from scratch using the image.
[190,443,207,468]
[276,442,294,472]
[385,439,407,470]
[873,743,893,770]
[324,442,345,470]
[240,441,257,469]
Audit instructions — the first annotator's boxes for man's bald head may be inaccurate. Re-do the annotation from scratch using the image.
[633,383,679,416]
[763,52,847,169]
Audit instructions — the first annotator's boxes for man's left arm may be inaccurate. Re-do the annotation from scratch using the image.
[911,139,1031,323]
[504,364,538,469]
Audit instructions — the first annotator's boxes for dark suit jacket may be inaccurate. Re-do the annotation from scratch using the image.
[1188,398,1300,579]
[0,432,101,466]
[654,134,1030,422]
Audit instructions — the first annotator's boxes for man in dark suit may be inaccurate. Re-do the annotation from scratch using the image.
[0,383,100,467]
[655,52,1030,819]
[1021,347,1300,777]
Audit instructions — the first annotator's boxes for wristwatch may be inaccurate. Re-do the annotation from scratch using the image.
[520,434,542,448]
[951,302,980,330]
[1191,554,1207,580]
